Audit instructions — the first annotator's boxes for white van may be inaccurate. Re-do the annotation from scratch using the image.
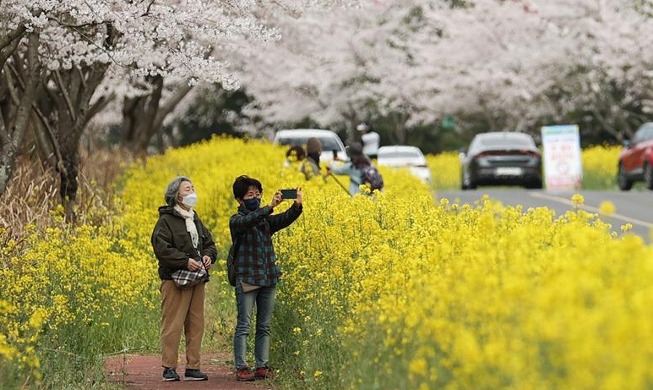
[273,129,348,163]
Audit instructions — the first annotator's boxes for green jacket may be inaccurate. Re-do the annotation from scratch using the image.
[151,206,217,280]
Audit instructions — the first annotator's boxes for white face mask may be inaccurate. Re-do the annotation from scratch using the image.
[181,193,198,207]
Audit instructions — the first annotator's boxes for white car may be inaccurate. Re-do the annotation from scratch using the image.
[377,145,432,184]
[273,129,348,163]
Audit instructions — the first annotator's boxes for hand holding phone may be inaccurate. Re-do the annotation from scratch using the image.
[280,188,298,200]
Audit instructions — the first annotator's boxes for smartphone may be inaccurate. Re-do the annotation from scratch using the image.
[280,189,297,200]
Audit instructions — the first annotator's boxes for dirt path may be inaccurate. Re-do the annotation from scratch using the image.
[104,353,272,390]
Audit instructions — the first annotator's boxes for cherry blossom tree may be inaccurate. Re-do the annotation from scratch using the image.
[232,0,653,144]
[0,0,336,219]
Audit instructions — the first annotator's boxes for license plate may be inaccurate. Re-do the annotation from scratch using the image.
[496,167,522,176]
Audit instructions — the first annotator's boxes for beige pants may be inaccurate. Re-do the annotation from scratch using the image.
[160,280,205,369]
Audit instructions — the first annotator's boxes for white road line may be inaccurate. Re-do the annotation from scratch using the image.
[530,192,653,228]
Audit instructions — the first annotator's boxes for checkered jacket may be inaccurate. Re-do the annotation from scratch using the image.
[229,203,303,287]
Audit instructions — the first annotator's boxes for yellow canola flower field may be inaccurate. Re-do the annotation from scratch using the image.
[0,212,157,385]
[116,137,653,390]
[0,137,646,389]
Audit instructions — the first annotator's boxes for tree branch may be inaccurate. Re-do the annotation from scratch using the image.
[0,25,26,54]
[31,105,65,173]
[86,92,116,124]
[142,0,156,16]
[4,64,21,105]
[0,102,9,148]
[53,70,78,123]
[153,83,193,131]
[12,32,41,151]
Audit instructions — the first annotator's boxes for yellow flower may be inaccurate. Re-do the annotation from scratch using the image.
[571,193,585,207]
[409,357,427,377]
[598,201,616,216]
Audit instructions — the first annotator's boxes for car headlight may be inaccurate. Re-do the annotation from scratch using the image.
[476,157,491,167]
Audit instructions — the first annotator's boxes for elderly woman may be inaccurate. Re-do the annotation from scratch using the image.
[151,176,217,382]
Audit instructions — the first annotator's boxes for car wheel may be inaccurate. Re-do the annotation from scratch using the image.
[462,179,476,190]
[617,162,633,191]
[645,163,653,190]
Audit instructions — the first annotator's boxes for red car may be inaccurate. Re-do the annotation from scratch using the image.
[617,122,653,191]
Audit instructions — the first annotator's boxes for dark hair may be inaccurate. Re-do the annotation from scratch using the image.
[346,142,364,157]
[306,137,322,154]
[346,142,369,169]
[285,145,306,161]
[351,155,371,170]
[232,175,263,200]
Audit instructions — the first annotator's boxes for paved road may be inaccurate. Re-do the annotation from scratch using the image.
[436,189,653,244]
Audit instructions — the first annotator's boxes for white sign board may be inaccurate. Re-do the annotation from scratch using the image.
[541,125,582,191]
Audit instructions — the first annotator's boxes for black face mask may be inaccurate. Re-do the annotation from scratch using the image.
[243,198,260,211]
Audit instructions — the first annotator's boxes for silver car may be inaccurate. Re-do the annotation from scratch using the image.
[273,129,348,163]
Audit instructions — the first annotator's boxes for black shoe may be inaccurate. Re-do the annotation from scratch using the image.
[184,369,208,381]
[162,367,180,381]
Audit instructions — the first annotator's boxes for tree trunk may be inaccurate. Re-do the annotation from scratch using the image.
[59,131,80,223]
[341,106,359,145]
[27,23,118,221]
[0,32,40,194]
[121,76,193,155]
[0,111,15,194]
[49,63,110,222]
[392,111,408,144]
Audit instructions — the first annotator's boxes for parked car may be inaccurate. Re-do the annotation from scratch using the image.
[617,122,653,190]
[377,145,432,184]
[460,132,542,190]
[273,129,348,163]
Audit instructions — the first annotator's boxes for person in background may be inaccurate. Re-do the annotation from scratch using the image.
[283,145,306,168]
[151,176,217,382]
[229,175,303,381]
[357,122,380,160]
[300,137,322,180]
[327,142,371,196]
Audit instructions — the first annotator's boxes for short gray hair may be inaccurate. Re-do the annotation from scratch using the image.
[164,176,192,206]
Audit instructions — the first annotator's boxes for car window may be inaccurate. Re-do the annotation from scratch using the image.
[379,151,421,159]
[277,136,343,151]
[479,135,533,147]
[633,124,653,143]
[644,126,653,141]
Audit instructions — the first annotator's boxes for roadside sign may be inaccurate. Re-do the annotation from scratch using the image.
[541,125,582,191]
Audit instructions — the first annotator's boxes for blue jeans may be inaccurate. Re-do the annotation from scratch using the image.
[233,282,276,370]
